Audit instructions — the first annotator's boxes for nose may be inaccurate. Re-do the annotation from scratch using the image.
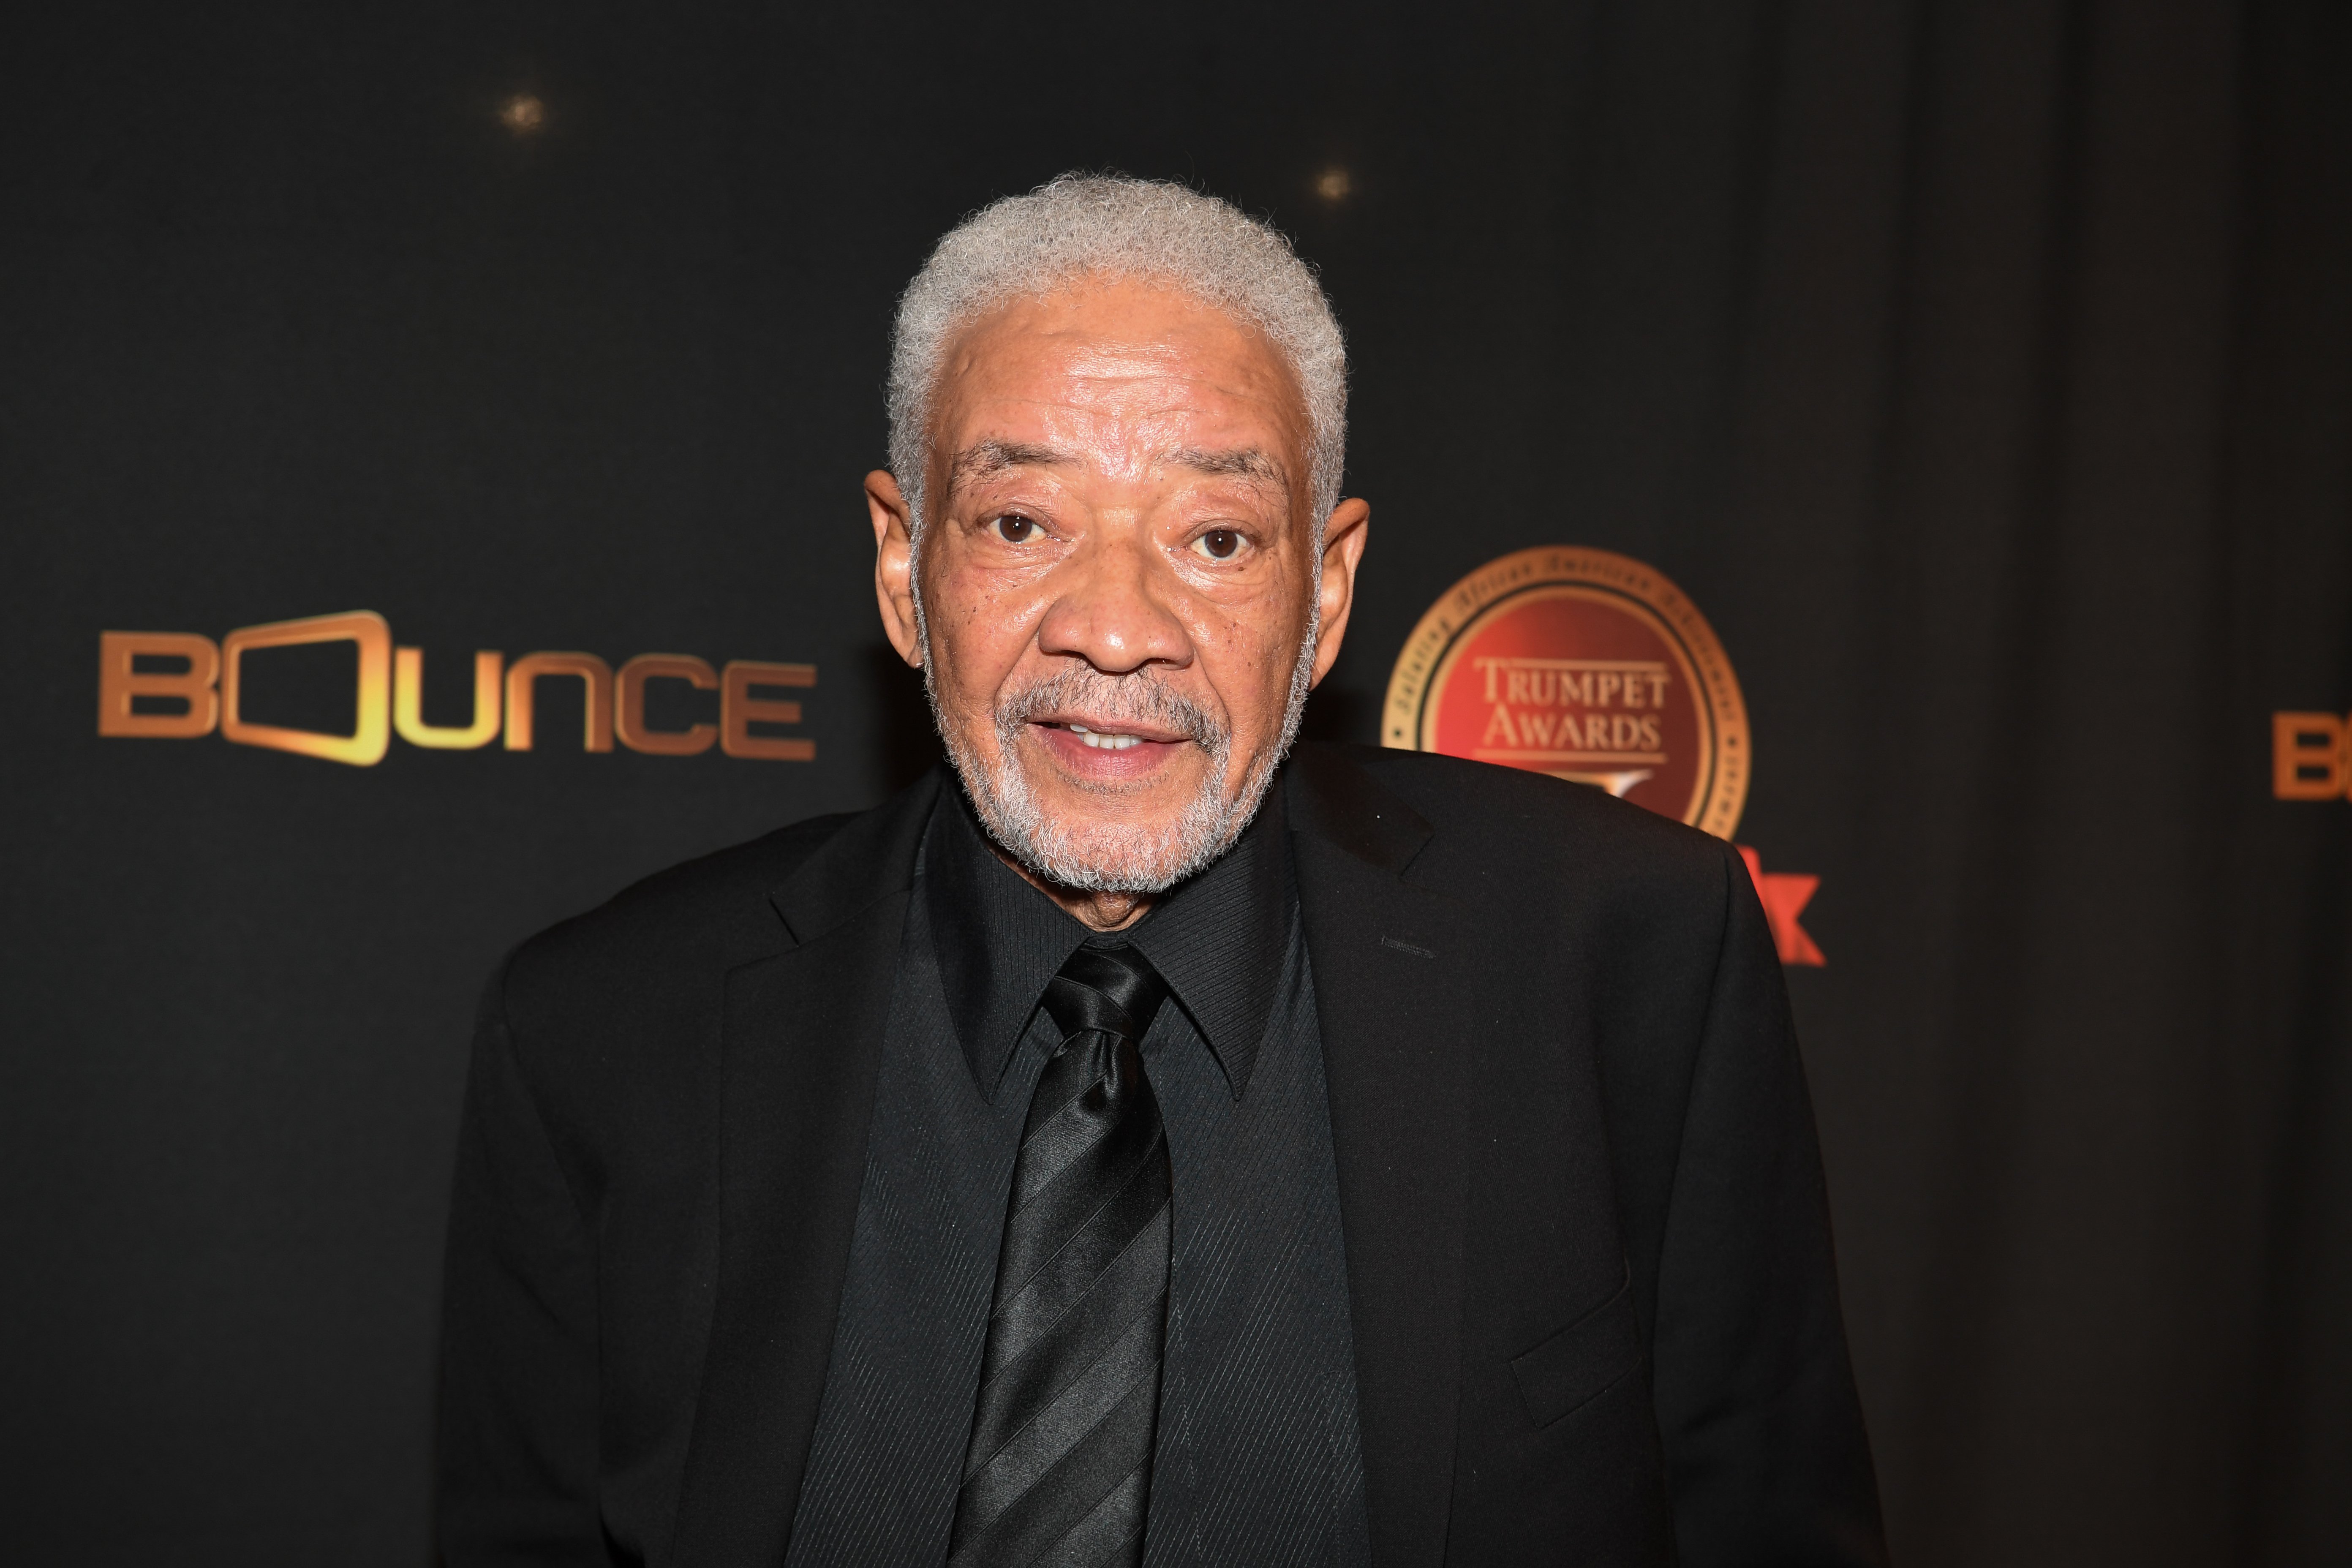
[1034,522,1195,676]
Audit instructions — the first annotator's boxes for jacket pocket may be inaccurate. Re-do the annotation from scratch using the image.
[1509,1267,1643,1429]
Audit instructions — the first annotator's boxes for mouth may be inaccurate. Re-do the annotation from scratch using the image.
[1032,711,1192,745]
[1062,723,1152,751]
[1024,714,1197,778]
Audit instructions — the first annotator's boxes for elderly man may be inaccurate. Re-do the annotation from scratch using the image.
[436,175,1885,1568]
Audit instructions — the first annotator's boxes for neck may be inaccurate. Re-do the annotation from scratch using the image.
[992,843,1158,931]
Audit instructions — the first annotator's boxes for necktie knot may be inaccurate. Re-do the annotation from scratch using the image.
[1043,942,1169,1047]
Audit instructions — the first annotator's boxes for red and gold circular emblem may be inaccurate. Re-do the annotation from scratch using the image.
[1383,545,1750,838]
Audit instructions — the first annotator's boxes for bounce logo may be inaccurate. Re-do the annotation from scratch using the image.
[2273,711,2352,800]
[97,610,814,767]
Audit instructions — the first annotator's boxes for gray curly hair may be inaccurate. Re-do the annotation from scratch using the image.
[886,173,1348,543]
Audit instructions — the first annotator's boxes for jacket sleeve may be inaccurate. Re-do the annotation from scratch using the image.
[436,964,612,1566]
[1648,846,1887,1567]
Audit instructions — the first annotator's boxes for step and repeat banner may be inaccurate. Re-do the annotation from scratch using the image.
[7,3,2349,1565]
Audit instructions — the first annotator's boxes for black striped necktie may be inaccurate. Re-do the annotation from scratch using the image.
[948,943,1173,1568]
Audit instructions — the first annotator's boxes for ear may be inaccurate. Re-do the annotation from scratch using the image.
[868,469,923,669]
[1308,496,1372,688]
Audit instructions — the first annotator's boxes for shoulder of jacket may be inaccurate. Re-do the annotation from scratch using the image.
[1326,742,1738,901]
[497,809,856,1007]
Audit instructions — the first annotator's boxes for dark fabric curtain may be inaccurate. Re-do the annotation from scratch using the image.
[1473,6,2352,1560]
[3,2,2345,1562]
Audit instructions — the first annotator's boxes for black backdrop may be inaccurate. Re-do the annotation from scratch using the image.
[5,2,2349,1563]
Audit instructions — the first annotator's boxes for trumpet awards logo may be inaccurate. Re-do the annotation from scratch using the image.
[1385,545,1822,966]
[96,610,815,766]
[1386,545,1748,832]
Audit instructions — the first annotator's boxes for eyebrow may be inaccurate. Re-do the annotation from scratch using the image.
[1163,445,1289,493]
[948,438,1067,488]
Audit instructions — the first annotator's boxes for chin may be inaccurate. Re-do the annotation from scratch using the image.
[1019,822,1214,895]
[953,738,1269,896]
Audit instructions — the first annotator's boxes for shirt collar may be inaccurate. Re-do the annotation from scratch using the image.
[923,775,1293,1103]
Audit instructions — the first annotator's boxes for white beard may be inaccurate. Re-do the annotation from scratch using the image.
[920,609,1320,895]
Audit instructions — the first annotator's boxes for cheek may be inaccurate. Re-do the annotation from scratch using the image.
[924,562,1042,713]
[1196,595,1310,731]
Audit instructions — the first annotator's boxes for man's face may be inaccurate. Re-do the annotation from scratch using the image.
[868,278,1369,898]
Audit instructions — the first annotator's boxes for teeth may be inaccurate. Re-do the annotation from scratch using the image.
[1067,724,1142,751]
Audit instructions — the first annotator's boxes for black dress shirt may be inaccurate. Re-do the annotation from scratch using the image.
[782,784,1372,1567]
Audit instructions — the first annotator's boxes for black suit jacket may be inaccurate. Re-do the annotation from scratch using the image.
[437,743,1886,1566]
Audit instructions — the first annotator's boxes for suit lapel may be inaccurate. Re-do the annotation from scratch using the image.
[667,772,939,1567]
[1288,746,1476,1568]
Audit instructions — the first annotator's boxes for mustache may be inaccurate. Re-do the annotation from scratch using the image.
[996,667,1227,748]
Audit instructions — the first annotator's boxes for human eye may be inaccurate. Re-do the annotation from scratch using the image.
[1190,527,1246,561]
[990,512,1041,543]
